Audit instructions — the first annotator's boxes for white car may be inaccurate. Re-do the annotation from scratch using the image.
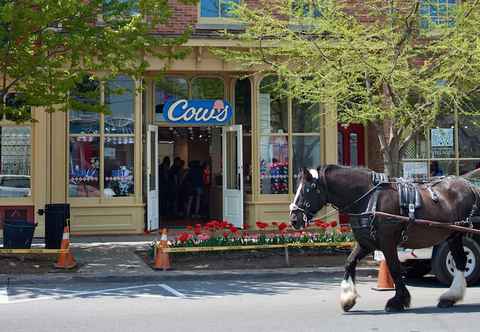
[0,175,31,197]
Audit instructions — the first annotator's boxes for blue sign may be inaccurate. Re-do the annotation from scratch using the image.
[162,99,233,125]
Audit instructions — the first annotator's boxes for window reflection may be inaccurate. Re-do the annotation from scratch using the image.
[293,136,320,188]
[459,116,480,158]
[0,127,31,197]
[69,137,100,197]
[155,77,188,122]
[260,136,288,194]
[69,77,100,135]
[292,101,320,132]
[259,76,288,134]
[191,77,224,99]
[104,140,134,197]
[105,76,135,134]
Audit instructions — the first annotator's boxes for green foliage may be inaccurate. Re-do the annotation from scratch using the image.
[216,0,480,175]
[0,0,197,119]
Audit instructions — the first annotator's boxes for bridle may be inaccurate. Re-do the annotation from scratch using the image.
[290,166,385,225]
[289,166,330,225]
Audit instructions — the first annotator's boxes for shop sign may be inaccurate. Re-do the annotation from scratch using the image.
[162,99,233,124]
[431,128,453,147]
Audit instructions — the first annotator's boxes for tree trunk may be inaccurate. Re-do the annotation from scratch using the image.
[375,121,402,178]
[382,144,401,178]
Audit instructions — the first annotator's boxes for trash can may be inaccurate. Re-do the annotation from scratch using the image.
[44,204,70,249]
[3,220,37,249]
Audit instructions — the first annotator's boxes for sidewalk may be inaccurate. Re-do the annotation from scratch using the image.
[0,234,379,285]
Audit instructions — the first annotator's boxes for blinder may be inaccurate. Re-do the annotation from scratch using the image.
[290,176,326,229]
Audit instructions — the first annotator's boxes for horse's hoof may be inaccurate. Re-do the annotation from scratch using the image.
[385,298,406,312]
[385,304,405,313]
[341,299,356,312]
[437,299,455,308]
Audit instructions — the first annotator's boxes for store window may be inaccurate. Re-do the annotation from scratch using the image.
[69,75,136,198]
[155,77,188,122]
[292,0,321,17]
[401,109,480,179]
[191,77,225,99]
[420,0,457,28]
[0,126,31,198]
[258,76,322,195]
[200,0,240,18]
[259,76,289,194]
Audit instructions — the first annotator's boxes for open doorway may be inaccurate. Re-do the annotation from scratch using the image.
[157,127,223,228]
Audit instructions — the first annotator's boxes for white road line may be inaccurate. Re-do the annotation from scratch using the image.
[0,287,9,304]
[17,287,81,293]
[1,283,170,305]
[159,284,186,298]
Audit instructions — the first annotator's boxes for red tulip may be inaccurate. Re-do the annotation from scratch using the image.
[278,222,288,232]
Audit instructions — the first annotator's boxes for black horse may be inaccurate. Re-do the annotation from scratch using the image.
[289,165,478,312]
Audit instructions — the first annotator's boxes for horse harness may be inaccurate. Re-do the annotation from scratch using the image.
[346,172,479,248]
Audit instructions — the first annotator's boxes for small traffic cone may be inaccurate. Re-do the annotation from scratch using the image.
[54,226,77,269]
[154,228,171,271]
[372,260,395,291]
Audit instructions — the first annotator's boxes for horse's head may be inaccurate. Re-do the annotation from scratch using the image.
[289,167,327,230]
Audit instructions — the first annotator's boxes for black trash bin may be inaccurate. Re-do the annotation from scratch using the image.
[3,220,37,249]
[44,204,70,249]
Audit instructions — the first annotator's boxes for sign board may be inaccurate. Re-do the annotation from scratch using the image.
[162,99,233,125]
[403,161,428,180]
[431,128,453,147]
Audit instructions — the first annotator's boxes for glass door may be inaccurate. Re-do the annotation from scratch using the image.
[223,125,243,228]
[146,125,159,231]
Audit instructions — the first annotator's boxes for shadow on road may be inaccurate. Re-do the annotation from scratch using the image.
[345,303,480,316]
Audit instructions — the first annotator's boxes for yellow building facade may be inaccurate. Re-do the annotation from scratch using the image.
[0,43,339,236]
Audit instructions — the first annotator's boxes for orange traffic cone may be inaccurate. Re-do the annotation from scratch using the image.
[54,226,77,269]
[372,260,395,291]
[154,228,171,271]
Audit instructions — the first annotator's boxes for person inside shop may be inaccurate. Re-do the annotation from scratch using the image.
[184,160,204,219]
[430,160,444,177]
[201,161,211,218]
[168,157,184,217]
[158,156,170,217]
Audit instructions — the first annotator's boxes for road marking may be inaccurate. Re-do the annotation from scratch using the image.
[0,287,9,304]
[0,284,185,305]
[18,287,81,293]
[159,284,186,298]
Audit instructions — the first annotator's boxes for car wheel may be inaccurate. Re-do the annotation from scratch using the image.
[432,237,480,286]
[402,260,431,279]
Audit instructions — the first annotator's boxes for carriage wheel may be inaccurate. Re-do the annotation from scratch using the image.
[432,237,480,286]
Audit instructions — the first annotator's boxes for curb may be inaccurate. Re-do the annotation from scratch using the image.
[0,266,379,285]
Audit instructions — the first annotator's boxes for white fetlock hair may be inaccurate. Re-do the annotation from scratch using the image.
[340,277,359,311]
[439,269,466,303]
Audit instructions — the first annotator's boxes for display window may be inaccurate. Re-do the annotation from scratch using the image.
[401,109,480,178]
[0,126,32,198]
[258,75,322,196]
[69,75,136,198]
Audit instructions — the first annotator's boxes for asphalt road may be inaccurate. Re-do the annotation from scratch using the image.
[1,274,479,332]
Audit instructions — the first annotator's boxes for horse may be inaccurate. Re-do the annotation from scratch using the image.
[289,164,479,312]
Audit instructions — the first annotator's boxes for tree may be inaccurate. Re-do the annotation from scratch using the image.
[0,0,196,121]
[216,0,480,176]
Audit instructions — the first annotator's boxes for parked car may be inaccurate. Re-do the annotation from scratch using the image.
[0,175,31,197]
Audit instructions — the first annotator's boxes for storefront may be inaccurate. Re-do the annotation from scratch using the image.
[0,46,339,235]
[402,112,480,180]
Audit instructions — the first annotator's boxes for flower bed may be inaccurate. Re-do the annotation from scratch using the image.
[169,220,354,248]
